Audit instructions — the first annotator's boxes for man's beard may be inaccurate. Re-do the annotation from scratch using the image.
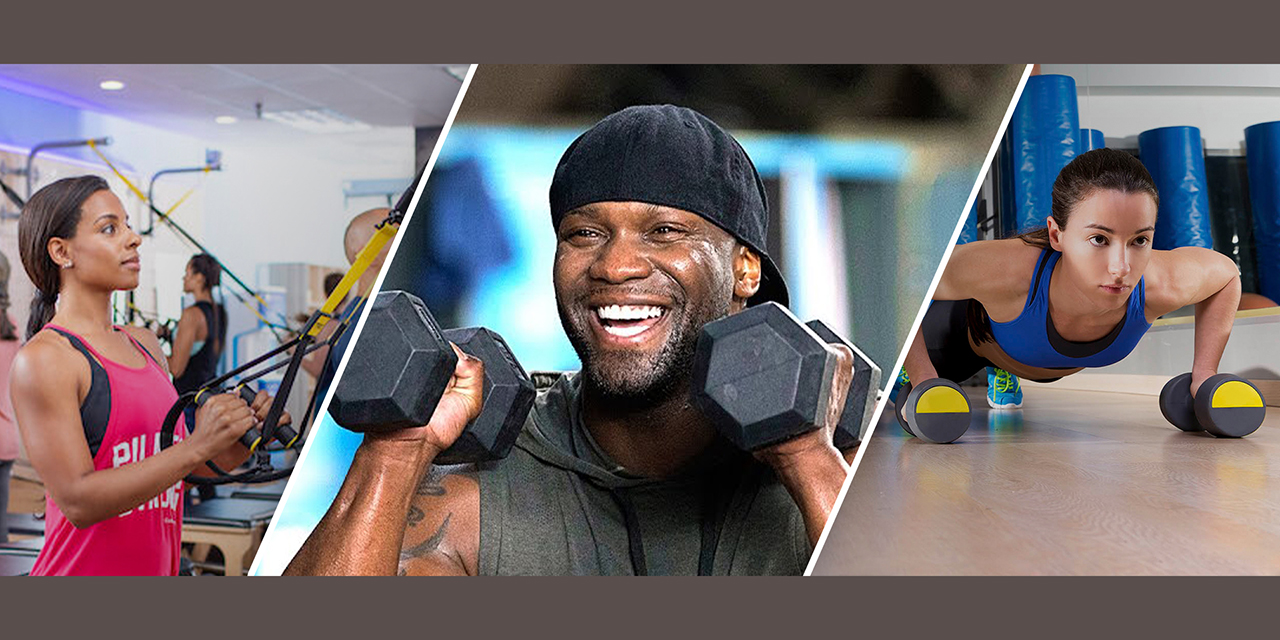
[557,291,731,408]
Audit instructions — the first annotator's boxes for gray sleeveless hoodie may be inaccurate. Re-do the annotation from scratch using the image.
[477,372,811,575]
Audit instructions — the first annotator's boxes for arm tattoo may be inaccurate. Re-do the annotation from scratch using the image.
[416,466,447,496]
[406,505,424,528]
[398,512,452,575]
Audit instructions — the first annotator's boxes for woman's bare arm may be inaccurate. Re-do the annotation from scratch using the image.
[932,239,1038,314]
[1146,248,1242,396]
[10,336,256,527]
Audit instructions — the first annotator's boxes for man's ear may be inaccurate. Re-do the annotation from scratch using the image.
[734,245,762,301]
[1047,215,1065,252]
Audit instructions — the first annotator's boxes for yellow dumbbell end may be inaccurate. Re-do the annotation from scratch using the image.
[917,385,970,414]
[1212,380,1264,409]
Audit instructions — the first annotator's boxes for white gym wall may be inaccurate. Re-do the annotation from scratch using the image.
[1042,64,1280,152]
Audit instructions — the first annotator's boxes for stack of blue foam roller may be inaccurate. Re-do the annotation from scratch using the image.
[1245,121,1280,302]
[1138,126,1214,250]
[1081,128,1107,152]
[999,74,1081,236]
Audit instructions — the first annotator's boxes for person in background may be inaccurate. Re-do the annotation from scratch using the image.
[301,210,393,412]
[167,254,228,396]
[0,250,18,341]
[0,306,19,542]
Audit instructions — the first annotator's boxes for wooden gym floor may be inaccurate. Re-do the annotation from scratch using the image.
[811,385,1280,575]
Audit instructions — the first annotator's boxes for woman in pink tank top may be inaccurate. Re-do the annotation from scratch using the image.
[10,176,272,576]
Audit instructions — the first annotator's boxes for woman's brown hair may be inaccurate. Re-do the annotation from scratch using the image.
[18,175,111,339]
[1015,148,1159,249]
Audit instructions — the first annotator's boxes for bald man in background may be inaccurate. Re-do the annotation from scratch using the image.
[302,208,395,415]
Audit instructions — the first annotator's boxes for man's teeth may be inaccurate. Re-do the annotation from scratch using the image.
[594,305,664,338]
[603,324,649,338]
[595,305,664,321]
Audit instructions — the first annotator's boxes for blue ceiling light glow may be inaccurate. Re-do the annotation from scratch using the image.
[0,74,111,113]
[0,141,116,172]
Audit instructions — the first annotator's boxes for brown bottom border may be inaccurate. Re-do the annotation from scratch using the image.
[1,576,1265,635]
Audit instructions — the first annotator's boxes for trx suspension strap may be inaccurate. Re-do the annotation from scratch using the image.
[158,189,410,484]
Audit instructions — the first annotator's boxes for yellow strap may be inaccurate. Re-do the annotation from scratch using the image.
[234,292,277,329]
[163,166,209,218]
[306,222,398,337]
[88,139,150,203]
[163,184,198,217]
[89,140,196,218]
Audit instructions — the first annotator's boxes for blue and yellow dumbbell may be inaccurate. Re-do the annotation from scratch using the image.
[896,378,972,444]
[1159,372,1266,438]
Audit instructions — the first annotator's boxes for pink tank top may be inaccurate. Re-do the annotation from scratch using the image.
[30,325,188,576]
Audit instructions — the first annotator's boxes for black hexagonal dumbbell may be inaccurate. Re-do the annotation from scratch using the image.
[692,302,873,451]
[1159,372,1266,438]
[436,327,536,464]
[330,290,535,463]
[330,291,457,432]
[805,320,881,451]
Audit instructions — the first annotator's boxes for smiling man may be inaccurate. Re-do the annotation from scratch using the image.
[286,105,852,576]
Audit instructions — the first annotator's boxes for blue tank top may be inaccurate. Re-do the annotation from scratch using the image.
[988,249,1152,369]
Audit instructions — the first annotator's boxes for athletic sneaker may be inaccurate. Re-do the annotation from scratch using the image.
[986,366,1023,409]
[888,368,910,404]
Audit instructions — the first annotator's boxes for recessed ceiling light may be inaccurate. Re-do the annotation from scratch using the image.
[99,80,125,91]
[215,116,238,125]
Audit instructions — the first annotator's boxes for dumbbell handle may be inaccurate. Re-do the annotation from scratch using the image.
[804,319,880,450]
